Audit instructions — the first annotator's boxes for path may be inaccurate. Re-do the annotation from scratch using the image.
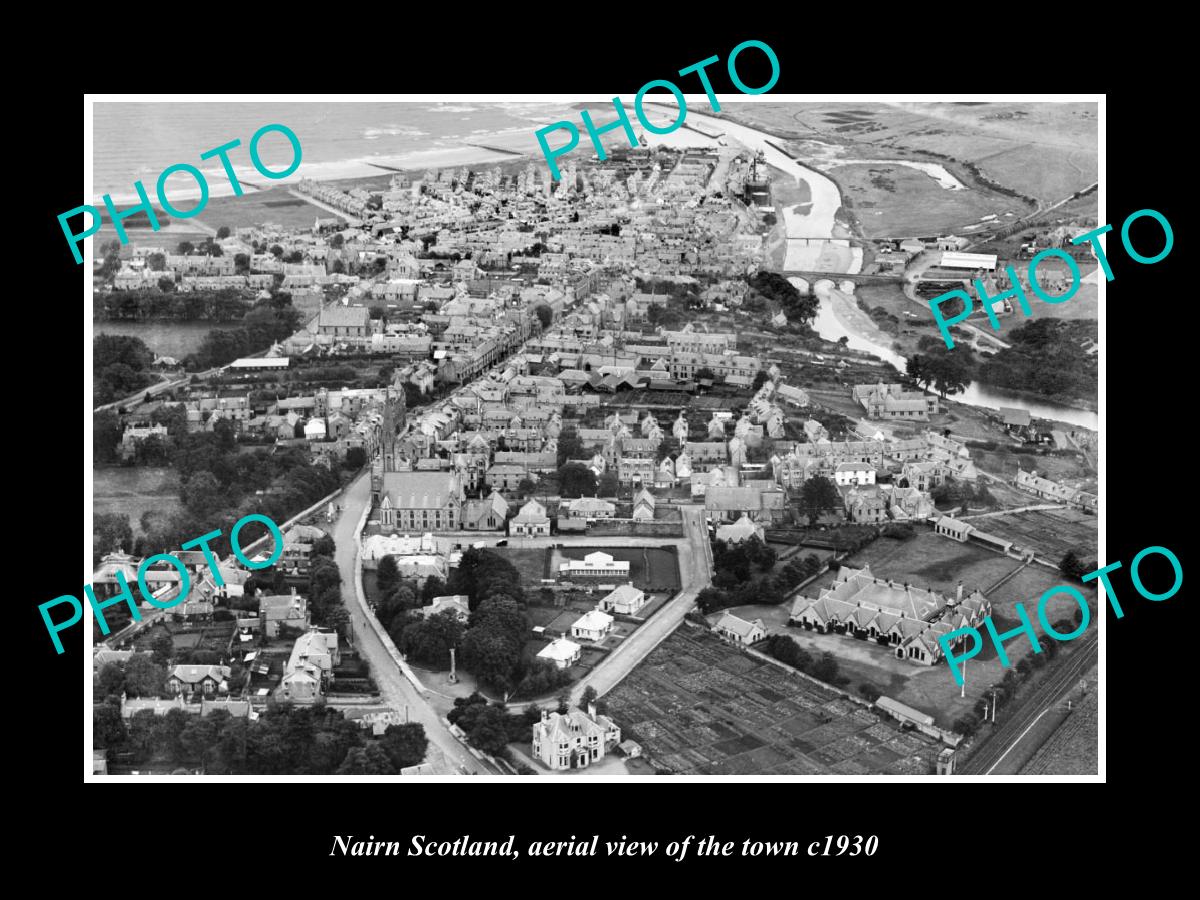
[960,504,1066,521]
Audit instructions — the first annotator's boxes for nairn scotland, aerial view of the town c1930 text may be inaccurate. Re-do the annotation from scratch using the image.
[88,98,1100,778]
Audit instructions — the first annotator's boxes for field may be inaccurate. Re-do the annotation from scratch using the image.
[719,102,1098,206]
[969,446,1095,490]
[195,185,339,232]
[490,547,550,587]
[605,627,942,775]
[94,319,245,359]
[964,507,1098,562]
[830,163,1022,239]
[93,466,182,538]
[1020,664,1098,775]
[551,546,681,592]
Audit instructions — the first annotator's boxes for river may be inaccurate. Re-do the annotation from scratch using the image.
[803,279,1098,430]
[638,106,1098,431]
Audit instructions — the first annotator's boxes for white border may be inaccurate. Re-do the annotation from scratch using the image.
[84,93,1104,783]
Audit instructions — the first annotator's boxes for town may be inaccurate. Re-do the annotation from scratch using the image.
[90,100,1100,778]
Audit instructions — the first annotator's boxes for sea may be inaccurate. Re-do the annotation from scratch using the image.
[92,101,582,203]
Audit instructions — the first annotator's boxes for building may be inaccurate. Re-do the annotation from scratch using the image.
[789,565,991,666]
[835,462,877,486]
[598,584,646,615]
[853,383,939,421]
[1013,468,1098,511]
[259,588,310,638]
[713,612,766,645]
[462,491,509,531]
[511,498,551,536]
[376,471,465,532]
[531,706,622,770]
[557,551,629,582]
[167,665,231,696]
[420,595,471,623]
[280,629,341,701]
[537,636,582,669]
[564,496,616,520]
[318,304,370,339]
[571,608,614,641]
[631,487,656,520]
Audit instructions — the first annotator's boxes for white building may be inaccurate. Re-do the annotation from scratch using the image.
[571,609,614,642]
[511,498,551,536]
[599,584,646,616]
[835,462,877,486]
[713,612,766,645]
[557,551,629,582]
[537,636,582,669]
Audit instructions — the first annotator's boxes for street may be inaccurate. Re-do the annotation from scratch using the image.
[331,470,492,775]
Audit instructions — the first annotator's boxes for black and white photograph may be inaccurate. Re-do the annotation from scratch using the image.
[79,93,1108,782]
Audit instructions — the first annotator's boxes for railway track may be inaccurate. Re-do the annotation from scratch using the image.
[958,632,1097,775]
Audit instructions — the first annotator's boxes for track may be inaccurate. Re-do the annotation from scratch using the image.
[958,631,1097,775]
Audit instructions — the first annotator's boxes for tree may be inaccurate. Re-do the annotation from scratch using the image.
[380,723,428,770]
[799,475,841,526]
[123,653,166,697]
[533,304,553,329]
[97,662,126,698]
[234,252,250,274]
[93,700,127,749]
[216,226,231,239]
[331,259,346,274]
[1059,551,1089,582]
[151,631,175,666]
[695,367,717,382]
[147,252,166,272]
[556,426,583,467]
[579,686,598,712]
[157,276,176,293]
[178,241,194,255]
[344,446,367,470]
[752,370,769,390]
[376,555,401,598]
[598,470,619,497]
[811,651,841,684]
[330,233,344,249]
[94,514,134,558]
[558,462,597,498]
[337,743,397,775]
[270,244,284,258]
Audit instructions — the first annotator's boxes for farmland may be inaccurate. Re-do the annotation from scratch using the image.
[605,627,941,775]
[962,507,1098,561]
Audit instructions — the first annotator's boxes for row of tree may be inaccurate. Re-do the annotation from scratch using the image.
[93,698,427,774]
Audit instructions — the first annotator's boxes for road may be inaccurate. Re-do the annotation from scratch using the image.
[331,470,492,775]
[567,505,713,705]
[957,632,1097,775]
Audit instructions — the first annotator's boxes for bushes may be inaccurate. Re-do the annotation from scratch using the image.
[881,523,915,541]
[858,684,882,702]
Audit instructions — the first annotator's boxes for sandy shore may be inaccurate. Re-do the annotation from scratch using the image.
[94,146,534,206]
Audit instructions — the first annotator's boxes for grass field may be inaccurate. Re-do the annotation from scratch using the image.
[830,163,1022,239]
[605,627,942,774]
[1020,663,1098,775]
[491,547,549,587]
[93,466,182,538]
[719,101,1097,206]
[195,185,338,232]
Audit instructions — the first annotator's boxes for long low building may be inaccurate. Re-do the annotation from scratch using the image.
[789,565,990,666]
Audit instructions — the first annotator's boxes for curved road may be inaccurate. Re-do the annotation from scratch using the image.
[331,470,491,775]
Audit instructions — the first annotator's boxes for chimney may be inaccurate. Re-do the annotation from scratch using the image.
[956,581,963,603]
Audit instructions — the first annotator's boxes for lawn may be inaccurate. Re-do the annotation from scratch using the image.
[604,627,941,775]
[829,162,1022,239]
[93,466,182,538]
[490,547,550,587]
[195,185,339,232]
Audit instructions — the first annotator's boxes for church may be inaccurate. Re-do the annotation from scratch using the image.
[369,385,465,532]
